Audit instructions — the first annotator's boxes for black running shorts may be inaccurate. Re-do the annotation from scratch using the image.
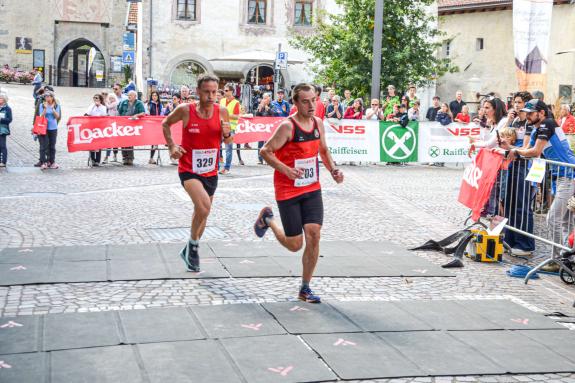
[179,172,218,196]
[277,190,324,237]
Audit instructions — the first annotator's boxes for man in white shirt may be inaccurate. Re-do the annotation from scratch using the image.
[364,99,384,120]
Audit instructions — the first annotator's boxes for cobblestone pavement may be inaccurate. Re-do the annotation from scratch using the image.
[1,84,575,382]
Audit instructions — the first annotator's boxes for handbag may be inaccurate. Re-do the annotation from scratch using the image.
[33,115,47,135]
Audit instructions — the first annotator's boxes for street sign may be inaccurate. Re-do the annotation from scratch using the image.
[276,51,288,69]
[122,51,135,65]
[123,33,135,51]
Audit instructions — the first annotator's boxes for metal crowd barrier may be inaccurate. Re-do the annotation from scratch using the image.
[490,157,575,283]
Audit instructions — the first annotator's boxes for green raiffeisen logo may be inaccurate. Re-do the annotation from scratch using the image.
[428,146,470,158]
[429,146,440,158]
[379,122,418,162]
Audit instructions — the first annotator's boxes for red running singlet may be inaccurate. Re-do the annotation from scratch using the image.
[178,104,221,178]
[274,116,321,201]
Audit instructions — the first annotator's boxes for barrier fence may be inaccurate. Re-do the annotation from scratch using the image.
[458,149,575,283]
[66,116,481,164]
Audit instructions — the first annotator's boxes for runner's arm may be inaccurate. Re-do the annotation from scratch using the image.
[317,118,343,183]
[260,121,302,180]
[220,106,233,144]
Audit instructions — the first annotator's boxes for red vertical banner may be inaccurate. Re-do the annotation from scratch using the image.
[458,149,504,221]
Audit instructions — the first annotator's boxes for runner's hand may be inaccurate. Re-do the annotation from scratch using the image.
[284,167,304,180]
[169,145,186,160]
[331,169,344,184]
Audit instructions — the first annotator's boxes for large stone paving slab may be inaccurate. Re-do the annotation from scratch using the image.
[518,329,575,364]
[193,303,286,339]
[456,299,565,330]
[222,334,337,383]
[51,345,143,383]
[262,302,362,334]
[329,301,433,332]
[303,332,423,379]
[0,241,453,285]
[0,352,46,383]
[119,307,205,344]
[452,330,575,374]
[0,316,40,355]
[376,331,506,376]
[138,340,243,383]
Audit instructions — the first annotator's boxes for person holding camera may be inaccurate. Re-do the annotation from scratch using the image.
[364,99,384,120]
[326,95,344,119]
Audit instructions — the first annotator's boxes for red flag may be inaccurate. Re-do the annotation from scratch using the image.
[458,149,504,221]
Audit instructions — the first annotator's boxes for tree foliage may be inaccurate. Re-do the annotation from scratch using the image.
[290,0,455,98]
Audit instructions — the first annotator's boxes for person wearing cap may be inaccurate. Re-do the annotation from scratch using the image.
[501,99,575,265]
[271,89,291,117]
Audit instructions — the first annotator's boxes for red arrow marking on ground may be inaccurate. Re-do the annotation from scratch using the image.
[333,338,356,346]
[10,265,26,271]
[241,323,262,331]
[511,318,529,325]
[239,259,255,264]
[1,321,23,329]
[0,361,12,369]
[289,306,309,312]
[268,366,293,376]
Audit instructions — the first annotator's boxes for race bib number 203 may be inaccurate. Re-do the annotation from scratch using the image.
[294,157,318,187]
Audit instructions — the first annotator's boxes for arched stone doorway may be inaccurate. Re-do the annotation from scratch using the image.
[169,60,207,89]
[58,39,105,87]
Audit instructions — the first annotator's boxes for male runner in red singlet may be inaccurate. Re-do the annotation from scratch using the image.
[162,74,232,272]
[254,83,344,303]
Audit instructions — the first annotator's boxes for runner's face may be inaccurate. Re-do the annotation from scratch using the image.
[295,89,316,117]
[197,81,218,105]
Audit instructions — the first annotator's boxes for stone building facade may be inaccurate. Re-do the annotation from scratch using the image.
[436,0,575,106]
[0,0,129,87]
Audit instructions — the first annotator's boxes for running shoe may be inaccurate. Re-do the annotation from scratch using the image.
[299,287,321,303]
[254,207,274,238]
[179,242,200,272]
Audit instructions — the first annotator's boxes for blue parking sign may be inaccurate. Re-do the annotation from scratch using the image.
[122,51,135,65]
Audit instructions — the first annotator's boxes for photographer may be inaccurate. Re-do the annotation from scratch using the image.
[364,98,384,121]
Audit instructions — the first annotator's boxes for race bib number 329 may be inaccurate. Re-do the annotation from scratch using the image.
[192,149,218,174]
[294,157,318,187]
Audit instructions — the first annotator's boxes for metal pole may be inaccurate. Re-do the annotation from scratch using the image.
[371,0,384,100]
[274,43,281,99]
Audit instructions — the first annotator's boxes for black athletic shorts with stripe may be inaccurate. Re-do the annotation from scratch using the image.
[277,189,323,237]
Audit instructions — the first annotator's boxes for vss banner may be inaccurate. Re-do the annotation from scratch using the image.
[233,117,282,144]
[458,149,504,222]
[418,122,481,163]
[324,119,380,162]
[379,121,419,163]
[513,0,554,92]
[67,116,182,152]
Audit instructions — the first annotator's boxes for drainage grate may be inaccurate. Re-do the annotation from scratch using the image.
[146,226,230,241]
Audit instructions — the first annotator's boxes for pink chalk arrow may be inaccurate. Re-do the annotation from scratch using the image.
[239,259,255,264]
[241,323,263,331]
[289,306,309,312]
[1,321,23,329]
[268,366,293,376]
[333,338,356,346]
[0,361,12,369]
[18,249,33,253]
[10,265,26,271]
[413,269,428,274]
[511,318,529,325]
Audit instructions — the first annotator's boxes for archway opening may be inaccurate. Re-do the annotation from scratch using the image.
[58,39,105,87]
[169,60,207,90]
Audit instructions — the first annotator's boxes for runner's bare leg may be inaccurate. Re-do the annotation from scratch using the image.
[267,219,303,252]
[302,223,321,282]
[183,179,213,240]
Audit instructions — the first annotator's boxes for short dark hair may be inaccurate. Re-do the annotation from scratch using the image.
[197,74,220,89]
[292,83,316,103]
[173,92,181,100]
[313,84,322,95]
[433,96,440,101]
[513,91,533,103]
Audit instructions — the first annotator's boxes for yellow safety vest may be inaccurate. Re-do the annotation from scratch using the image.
[220,98,240,131]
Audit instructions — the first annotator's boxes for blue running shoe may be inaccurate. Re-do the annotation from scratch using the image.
[179,242,200,272]
[254,207,274,238]
[298,287,321,303]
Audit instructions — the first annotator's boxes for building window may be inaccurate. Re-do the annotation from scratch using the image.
[444,41,451,57]
[476,38,484,51]
[294,0,313,26]
[248,0,267,24]
[177,0,196,21]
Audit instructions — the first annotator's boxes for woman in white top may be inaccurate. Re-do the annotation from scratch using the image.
[86,94,107,166]
[104,94,119,163]
[470,98,508,150]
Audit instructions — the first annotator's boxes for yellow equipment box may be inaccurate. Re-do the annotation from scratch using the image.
[464,229,504,263]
